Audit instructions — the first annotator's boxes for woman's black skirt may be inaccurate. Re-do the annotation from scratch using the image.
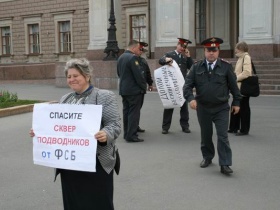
[60,160,114,210]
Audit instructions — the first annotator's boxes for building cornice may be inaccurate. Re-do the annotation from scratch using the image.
[50,10,75,16]
[122,3,147,8]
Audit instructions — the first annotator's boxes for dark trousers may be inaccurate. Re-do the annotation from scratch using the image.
[197,103,232,166]
[162,101,189,130]
[122,94,143,140]
[229,96,251,133]
[138,93,145,128]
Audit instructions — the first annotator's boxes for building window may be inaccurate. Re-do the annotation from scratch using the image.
[195,0,206,44]
[23,15,42,62]
[1,26,11,55]
[28,24,40,54]
[130,15,147,42]
[53,11,74,61]
[59,21,71,53]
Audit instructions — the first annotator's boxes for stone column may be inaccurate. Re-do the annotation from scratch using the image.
[273,0,280,57]
[182,0,195,42]
[154,0,182,46]
[239,0,274,59]
[152,0,195,58]
[87,0,109,60]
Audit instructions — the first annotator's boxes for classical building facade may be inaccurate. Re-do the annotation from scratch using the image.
[1,0,280,93]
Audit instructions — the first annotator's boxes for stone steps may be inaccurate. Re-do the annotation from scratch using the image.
[257,69,280,74]
[255,65,280,70]
[230,59,280,95]
[260,84,280,90]
[258,74,280,79]
[260,90,280,95]
[259,79,280,85]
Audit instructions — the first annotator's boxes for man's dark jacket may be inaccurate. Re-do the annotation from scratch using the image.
[159,50,194,78]
[139,57,153,87]
[183,58,242,107]
[117,50,146,95]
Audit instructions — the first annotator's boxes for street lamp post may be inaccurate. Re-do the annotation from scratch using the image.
[103,0,119,60]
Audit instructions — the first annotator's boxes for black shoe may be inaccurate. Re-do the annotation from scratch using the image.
[228,129,238,134]
[162,129,168,134]
[124,134,138,139]
[221,166,233,174]
[235,132,248,136]
[200,159,212,168]
[126,138,144,143]
[182,128,191,133]
[137,127,145,133]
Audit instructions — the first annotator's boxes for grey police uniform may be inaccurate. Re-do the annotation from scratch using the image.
[183,58,242,166]
[159,51,194,131]
[117,50,146,141]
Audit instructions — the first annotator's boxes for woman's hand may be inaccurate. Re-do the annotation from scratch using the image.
[29,129,35,137]
[94,130,108,143]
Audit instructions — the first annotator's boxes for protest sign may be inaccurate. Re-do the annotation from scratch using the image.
[154,61,186,108]
[32,103,102,172]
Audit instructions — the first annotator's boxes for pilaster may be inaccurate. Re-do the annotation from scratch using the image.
[88,0,109,50]
[154,0,185,58]
[239,0,274,59]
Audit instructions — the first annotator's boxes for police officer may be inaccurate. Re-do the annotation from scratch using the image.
[117,40,146,142]
[183,37,242,175]
[136,42,153,133]
[159,38,194,134]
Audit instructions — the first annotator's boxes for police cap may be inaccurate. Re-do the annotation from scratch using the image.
[177,38,192,48]
[139,41,148,52]
[201,37,223,51]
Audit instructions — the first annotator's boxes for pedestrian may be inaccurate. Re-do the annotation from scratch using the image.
[183,37,242,175]
[228,41,253,136]
[137,41,154,133]
[159,38,194,134]
[117,40,147,142]
[29,58,121,209]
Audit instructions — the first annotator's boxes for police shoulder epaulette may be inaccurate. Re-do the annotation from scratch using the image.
[221,58,230,64]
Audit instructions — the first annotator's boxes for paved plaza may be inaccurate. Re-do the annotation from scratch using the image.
[0,83,280,210]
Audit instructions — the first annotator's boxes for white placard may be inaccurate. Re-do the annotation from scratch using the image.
[32,103,102,172]
[154,61,186,108]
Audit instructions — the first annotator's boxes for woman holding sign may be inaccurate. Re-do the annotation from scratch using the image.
[30,58,121,210]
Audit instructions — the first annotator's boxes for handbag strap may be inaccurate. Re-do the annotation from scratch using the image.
[242,56,257,75]
[251,61,257,75]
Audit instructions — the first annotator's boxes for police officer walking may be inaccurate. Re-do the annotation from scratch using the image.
[159,38,194,134]
[183,37,242,175]
[117,40,147,142]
